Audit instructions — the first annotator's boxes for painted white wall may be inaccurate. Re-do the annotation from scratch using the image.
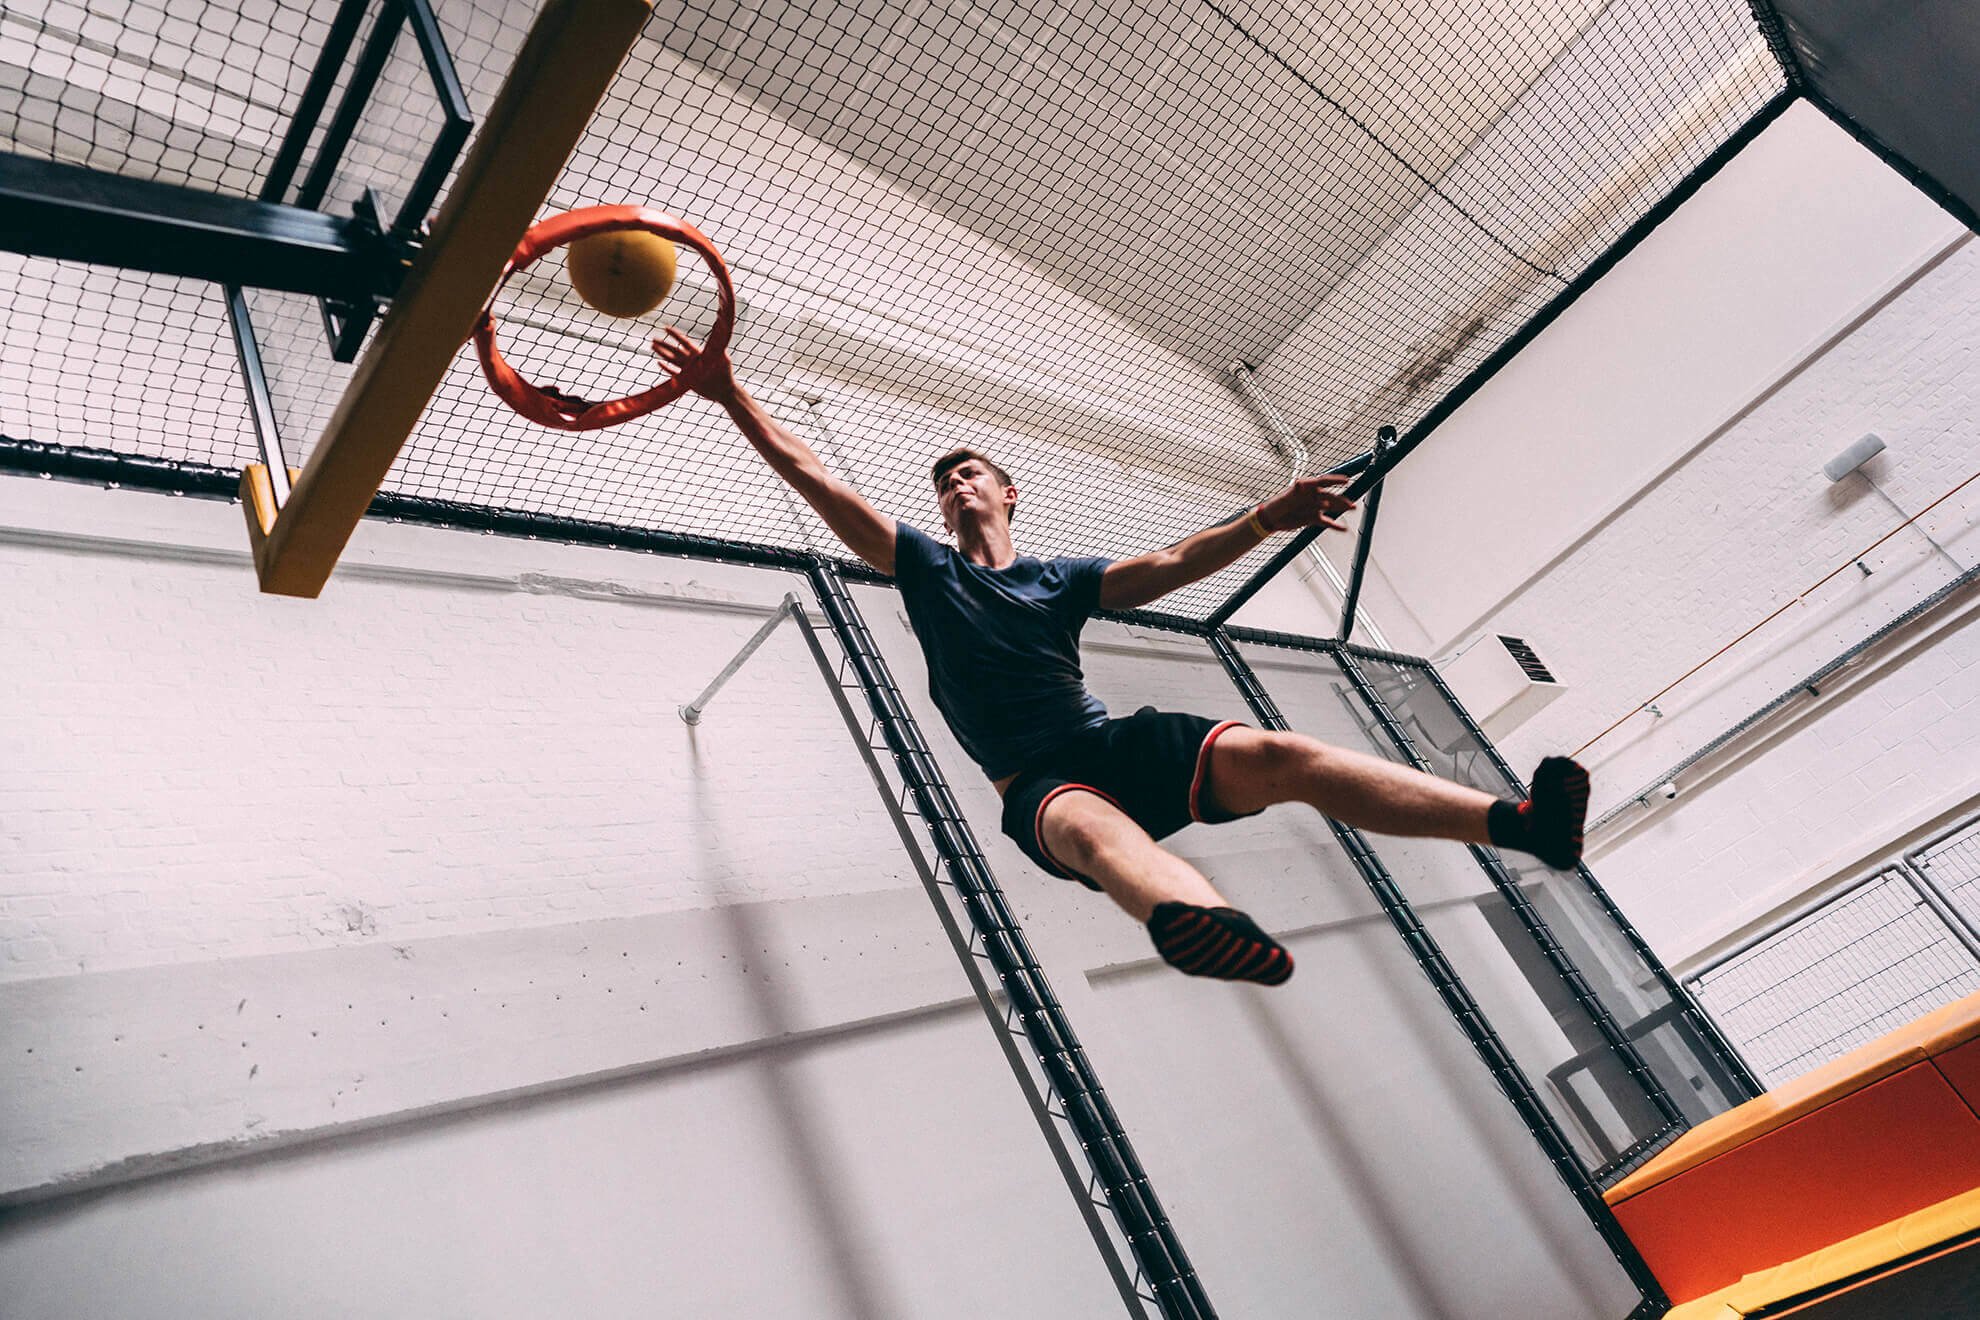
[0,476,1637,1318]
[1317,104,1980,971]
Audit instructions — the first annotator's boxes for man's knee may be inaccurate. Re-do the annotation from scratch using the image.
[1209,729,1335,814]
[1218,729,1327,781]
[1041,794,1127,871]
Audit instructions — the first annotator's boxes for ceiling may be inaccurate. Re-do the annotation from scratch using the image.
[650,0,1616,374]
[1,0,1784,618]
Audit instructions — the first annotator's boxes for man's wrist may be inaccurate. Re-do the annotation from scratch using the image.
[1246,505,1272,538]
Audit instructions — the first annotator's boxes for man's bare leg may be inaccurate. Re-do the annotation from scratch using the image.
[1037,788,1223,920]
[1207,727,1493,839]
[1038,789,1294,985]
[1206,728,1587,867]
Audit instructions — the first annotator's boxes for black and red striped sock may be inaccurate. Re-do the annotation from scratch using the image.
[1148,902,1294,986]
[1486,756,1590,869]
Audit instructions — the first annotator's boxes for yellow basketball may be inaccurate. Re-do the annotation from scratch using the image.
[565,229,679,318]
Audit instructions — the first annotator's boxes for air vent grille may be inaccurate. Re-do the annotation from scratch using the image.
[1497,635,1556,684]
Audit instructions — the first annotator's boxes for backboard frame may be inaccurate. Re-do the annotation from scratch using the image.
[241,0,655,598]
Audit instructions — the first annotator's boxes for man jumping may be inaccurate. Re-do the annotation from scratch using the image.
[656,328,1589,987]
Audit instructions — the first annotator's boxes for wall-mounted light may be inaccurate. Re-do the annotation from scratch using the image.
[1821,432,1886,482]
[1824,432,1966,573]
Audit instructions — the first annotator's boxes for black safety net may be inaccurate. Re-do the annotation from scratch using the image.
[2,0,1783,617]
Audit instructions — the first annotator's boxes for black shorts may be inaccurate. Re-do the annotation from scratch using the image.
[999,708,1259,890]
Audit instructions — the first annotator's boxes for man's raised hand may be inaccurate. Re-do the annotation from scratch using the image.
[651,325,740,406]
[1257,474,1356,534]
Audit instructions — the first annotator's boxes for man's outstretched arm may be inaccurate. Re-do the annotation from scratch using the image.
[1097,475,1355,611]
[654,328,895,574]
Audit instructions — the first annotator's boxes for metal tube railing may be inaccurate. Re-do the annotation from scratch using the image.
[678,593,800,724]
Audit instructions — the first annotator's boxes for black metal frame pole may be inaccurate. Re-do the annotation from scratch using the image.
[1208,88,1799,629]
[293,0,412,213]
[1328,648,1689,1142]
[784,603,1153,1316]
[283,0,473,360]
[1207,632,1669,1311]
[1336,427,1396,643]
[0,152,397,301]
[0,2,475,368]
[393,0,475,237]
[261,0,376,204]
[224,287,294,508]
[1403,658,1765,1103]
[803,561,1216,1320]
[1205,450,1375,631]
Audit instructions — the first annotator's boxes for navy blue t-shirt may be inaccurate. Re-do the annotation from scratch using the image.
[891,521,1112,779]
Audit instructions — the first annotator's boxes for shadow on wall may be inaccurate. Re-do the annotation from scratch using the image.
[687,733,902,1318]
[1242,926,1627,1318]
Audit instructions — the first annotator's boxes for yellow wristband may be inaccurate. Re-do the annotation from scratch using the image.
[1246,507,1270,538]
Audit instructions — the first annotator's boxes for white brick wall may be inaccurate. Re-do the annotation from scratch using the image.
[1482,234,1980,962]
[0,476,917,982]
[1494,232,1979,786]
[0,475,1633,1318]
[1574,608,1980,964]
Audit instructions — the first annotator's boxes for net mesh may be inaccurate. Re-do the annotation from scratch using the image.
[1353,650,1754,1127]
[2,0,1782,617]
[0,0,317,196]
[1689,871,1980,1088]
[1235,638,1675,1169]
[1913,818,1980,936]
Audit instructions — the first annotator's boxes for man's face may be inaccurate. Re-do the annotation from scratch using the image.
[936,458,1015,532]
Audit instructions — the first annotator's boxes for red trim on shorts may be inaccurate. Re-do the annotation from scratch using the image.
[1034,782,1125,884]
[1189,721,1246,823]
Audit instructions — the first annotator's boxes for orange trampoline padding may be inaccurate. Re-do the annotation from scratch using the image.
[1610,1061,1980,1302]
[1608,991,1980,1206]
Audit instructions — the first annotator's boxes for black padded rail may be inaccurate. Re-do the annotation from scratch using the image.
[805,562,1216,1320]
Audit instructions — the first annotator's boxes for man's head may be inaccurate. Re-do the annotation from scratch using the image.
[930,447,1017,532]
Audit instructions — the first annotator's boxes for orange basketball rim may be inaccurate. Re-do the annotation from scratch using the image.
[473,204,736,430]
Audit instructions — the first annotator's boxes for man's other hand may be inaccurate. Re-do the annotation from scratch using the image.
[1257,474,1355,534]
[652,326,740,406]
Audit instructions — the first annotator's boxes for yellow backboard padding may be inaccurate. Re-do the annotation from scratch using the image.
[244,0,655,597]
[239,463,298,556]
